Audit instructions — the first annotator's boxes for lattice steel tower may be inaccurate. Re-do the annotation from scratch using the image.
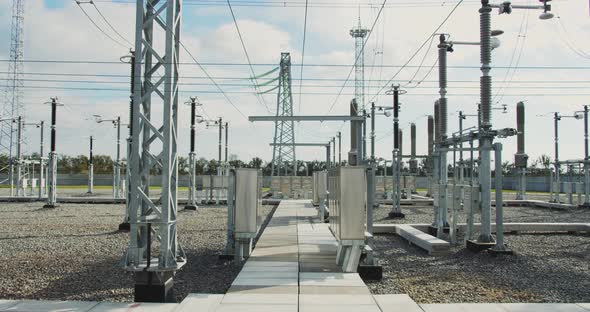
[123,0,185,302]
[271,53,296,176]
[0,0,25,163]
[350,19,368,111]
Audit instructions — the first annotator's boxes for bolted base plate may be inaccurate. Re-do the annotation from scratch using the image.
[118,222,130,232]
[466,240,496,253]
[218,254,235,261]
[388,211,405,219]
[42,204,58,209]
[358,264,383,281]
[134,272,174,303]
[488,247,514,256]
[184,205,198,211]
[427,225,452,236]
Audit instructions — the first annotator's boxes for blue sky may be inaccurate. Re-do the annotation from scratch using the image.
[0,0,589,164]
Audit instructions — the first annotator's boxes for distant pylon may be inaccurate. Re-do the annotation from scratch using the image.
[271,53,296,176]
[0,0,25,164]
[350,18,369,111]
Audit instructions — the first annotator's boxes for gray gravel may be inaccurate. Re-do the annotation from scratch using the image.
[368,203,590,303]
[0,202,275,302]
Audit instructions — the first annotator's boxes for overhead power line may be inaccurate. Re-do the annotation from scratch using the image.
[74,0,130,49]
[90,1,134,47]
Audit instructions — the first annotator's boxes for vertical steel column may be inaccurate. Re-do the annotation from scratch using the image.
[122,51,135,231]
[515,102,527,200]
[43,98,59,209]
[337,131,341,166]
[218,117,223,176]
[363,109,367,160]
[476,1,494,244]
[115,116,122,199]
[584,105,590,206]
[370,103,376,160]
[388,86,404,218]
[124,0,185,302]
[38,121,44,199]
[332,137,336,167]
[225,122,229,169]
[491,142,511,254]
[185,97,198,210]
[15,116,22,197]
[554,112,560,203]
[88,136,94,194]
[459,111,465,183]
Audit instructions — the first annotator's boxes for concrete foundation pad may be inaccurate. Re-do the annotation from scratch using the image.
[89,302,178,312]
[373,294,423,312]
[396,225,450,255]
[215,304,296,312]
[466,240,496,252]
[0,300,19,311]
[2,300,99,312]
[299,286,371,295]
[226,285,299,294]
[221,294,298,305]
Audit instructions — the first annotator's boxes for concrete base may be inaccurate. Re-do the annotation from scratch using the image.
[358,264,383,281]
[466,240,496,253]
[184,205,198,211]
[118,222,130,232]
[388,211,405,219]
[42,203,58,209]
[579,203,590,209]
[134,272,174,303]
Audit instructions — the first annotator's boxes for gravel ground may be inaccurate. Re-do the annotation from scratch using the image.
[368,203,590,303]
[0,202,275,302]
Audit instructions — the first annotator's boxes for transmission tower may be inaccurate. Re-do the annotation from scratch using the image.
[271,53,296,176]
[350,19,369,111]
[0,0,25,169]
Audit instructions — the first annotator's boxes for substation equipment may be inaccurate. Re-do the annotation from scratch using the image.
[426,0,553,251]
[43,97,62,209]
[548,106,590,207]
[223,168,262,262]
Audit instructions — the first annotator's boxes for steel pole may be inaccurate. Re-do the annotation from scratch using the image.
[584,105,590,206]
[16,116,22,197]
[185,98,198,210]
[554,113,560,203]
[438,35,449,230]
[88,136,94,194]
[371,102,375,160]
[38,121,44,199]
[337,131,341,166]
[44,98,58,208]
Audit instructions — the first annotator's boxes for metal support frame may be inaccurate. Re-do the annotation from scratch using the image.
[387,85,404,218]
[123,0,186,302]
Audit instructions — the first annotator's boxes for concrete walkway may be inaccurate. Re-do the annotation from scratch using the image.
[2,199,589,311]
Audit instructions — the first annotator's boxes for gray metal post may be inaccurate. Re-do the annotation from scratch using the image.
[491,142,511,254]
[115,116,122,199]
[38,121,44,199]
[332,137,336,167]
[459,111,465,183]
[554,112,560,203]
[388,85,404,218]
[87,136,94,194]
[363,109,367,160]
[584,105,590,206]
[218,117,223,174]
[15,116,22,197]
[371,103,376,160]
[225,122,229,172]
[224,169,236,256]
[337,131,341,166]
[515,101,527,200]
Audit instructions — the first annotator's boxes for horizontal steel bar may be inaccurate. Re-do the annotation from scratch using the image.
[249,115,365,122]
[269,143,328,147]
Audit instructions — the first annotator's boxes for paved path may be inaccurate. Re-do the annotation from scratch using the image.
[1,200,589,311]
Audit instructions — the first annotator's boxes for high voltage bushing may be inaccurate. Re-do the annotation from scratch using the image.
[409,123,418,173]
[434,100,440,143]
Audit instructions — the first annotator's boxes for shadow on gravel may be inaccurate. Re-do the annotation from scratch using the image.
[29,256,135,302]
[0,230,121,241]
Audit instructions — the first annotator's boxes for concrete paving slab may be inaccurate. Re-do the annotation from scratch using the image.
[299,305,382,312]
[502,303,590,312]
[373,294,423,312]
[4,300,99,312]
[232,278,298,287]
[299,294,376,306]
[240,266,299,273]
[242,261,298,267]
[214,304,296,312]
[576,304,590,311]
[0,301,19,311]
[299,286,371,295]
[174,294,223,312]
[90,302,178,312]
[420,303,508,312]
[227,285,299,294]
[221,294,297,305]
[236,271,298,279]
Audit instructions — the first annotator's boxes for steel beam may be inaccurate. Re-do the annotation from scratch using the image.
[250,115,364,122]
